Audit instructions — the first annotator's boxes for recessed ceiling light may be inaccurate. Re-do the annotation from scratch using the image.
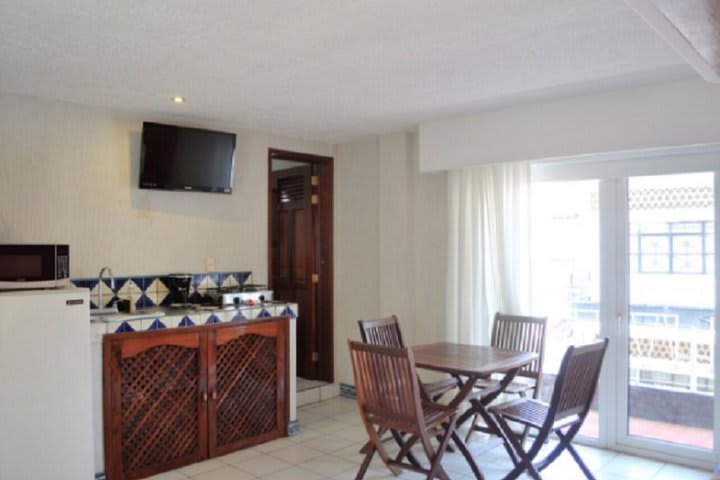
[172,96,186,104]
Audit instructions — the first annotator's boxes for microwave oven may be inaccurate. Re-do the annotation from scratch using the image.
[0,244,70,290]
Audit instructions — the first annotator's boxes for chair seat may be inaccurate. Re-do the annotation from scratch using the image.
[492,396,587,432]
[421,401,456,427]
[489,398,548,429]
[474,377,535,395]
[367,401,455,433]
[422,377,457,398]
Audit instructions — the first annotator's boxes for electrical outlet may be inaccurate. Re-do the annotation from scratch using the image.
[206,257,215,272]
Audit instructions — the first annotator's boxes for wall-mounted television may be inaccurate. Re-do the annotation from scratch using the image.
[139,122,237,194]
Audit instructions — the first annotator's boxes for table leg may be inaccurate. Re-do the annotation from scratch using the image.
[437,375,497,480]
[459,367,523,462]
[458,367,520,427]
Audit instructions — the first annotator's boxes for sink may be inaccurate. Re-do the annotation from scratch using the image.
[90,310,165,322]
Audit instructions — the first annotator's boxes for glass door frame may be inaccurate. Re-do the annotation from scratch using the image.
[531,148,720,469]
[609,173,716,468]
[597,178,625,451]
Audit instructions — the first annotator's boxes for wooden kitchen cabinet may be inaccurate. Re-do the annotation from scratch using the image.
[103,318,289,480]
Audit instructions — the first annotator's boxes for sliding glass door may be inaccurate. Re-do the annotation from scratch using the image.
[531,167,717,464]
[622,172,715,452]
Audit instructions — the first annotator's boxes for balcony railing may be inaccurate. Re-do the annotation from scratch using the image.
[570,304,714,395]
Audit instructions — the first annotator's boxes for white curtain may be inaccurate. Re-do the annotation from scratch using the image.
[446,162,531,345]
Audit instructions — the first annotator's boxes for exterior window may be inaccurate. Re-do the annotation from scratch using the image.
[629,221,712,274]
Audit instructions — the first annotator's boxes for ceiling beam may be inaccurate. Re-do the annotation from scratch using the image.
[625,0,720,83]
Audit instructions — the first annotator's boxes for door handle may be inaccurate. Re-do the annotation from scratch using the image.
[201,390,208,403]
[212,390,218,401]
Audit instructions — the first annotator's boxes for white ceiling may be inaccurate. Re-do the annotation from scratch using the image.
[0,0,696,142]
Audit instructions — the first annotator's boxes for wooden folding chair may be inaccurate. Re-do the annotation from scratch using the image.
[466,312,547,443]
[357,316,458,465]
[489,338,609,480]
[348,340,458,480]
[358,316,457,400]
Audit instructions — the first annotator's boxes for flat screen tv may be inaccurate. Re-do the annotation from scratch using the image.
[139,122,236,194]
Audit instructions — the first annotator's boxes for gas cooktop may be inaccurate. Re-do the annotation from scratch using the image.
[224,289,273,306]
[202,287,274,307]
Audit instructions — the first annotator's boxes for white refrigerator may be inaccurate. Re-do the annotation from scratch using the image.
[0,288,94,480]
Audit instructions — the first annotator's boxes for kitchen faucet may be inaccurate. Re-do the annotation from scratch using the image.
[98,266,117,312]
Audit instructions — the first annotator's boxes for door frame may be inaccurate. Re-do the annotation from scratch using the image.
[267,148,335,382]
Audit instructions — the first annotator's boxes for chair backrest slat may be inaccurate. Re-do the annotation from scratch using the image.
[548,338,609,423]
[358,316,405,348]
[348,340,422,429]
[491,313,547,381]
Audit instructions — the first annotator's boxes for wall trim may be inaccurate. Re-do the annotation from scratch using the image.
[532,143,720,182]
[288,419,300,436]
[339,383,356,399]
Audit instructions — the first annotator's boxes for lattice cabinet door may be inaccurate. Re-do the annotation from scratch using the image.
[208,319,289,457]
[103,330,209,480]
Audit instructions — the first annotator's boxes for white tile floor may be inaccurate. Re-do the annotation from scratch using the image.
[148,396,712,480]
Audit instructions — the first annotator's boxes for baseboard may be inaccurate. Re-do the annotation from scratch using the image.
[288,419,300,436]
[339,382,356,399]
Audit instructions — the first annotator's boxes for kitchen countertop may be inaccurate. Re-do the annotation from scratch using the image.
[90,301,298,334]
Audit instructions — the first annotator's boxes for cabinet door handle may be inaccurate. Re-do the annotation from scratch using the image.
[212,390,218,401]
[201,390,208,402]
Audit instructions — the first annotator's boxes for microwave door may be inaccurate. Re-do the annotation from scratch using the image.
[0,245,60,289]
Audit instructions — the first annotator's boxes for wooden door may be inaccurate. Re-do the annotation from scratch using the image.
[103,330,208,480]
[208,319,288,456]
[269,149,334,382]
[271,164,316,378]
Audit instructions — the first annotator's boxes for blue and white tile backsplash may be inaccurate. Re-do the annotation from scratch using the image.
[71,271,251,310]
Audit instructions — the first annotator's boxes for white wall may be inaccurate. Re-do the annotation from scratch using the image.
[0,93,331,280]
[333,139,381,384]
[410,138,448,347]
[379,135,415,332]
[379,133,448,346]
[333,132,447,385]
[418,78,720,171]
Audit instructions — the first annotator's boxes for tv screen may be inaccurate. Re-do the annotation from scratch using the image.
[139,122,236,194]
